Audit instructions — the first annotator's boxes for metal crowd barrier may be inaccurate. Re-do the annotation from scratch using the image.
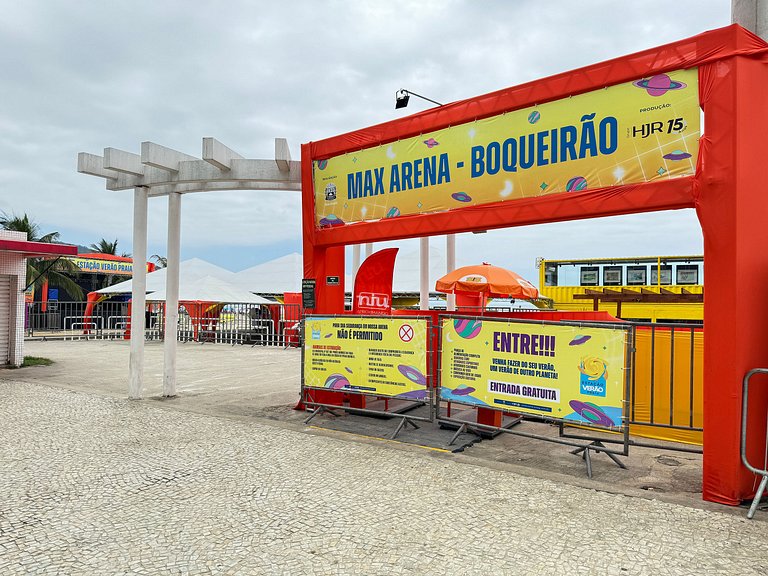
[741,368,768,519]
[172,304,302,347]
[26,301,104,340]
[25,300,302,347]
[27,304,705,451]
[301,314,435,439]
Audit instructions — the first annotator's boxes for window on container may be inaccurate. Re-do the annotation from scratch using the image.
[603,266,623,286]
[544,264,558,286]
[650,265,673,285]
[627,266,647,286]
[676,264,699,285]
[580,266,599,286]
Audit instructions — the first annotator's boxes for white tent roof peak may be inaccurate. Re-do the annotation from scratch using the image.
[146,275,273,304]
[97,258,236,295]
[235,252,304,293]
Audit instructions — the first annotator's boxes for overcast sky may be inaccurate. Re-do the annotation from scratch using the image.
[0,1,730,284]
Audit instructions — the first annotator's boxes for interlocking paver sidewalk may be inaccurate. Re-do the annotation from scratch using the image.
[1,380,766,575]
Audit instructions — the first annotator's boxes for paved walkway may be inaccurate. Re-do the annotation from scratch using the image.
[1,376,767,575]
[10,341,710,502]
[16,340,302,407]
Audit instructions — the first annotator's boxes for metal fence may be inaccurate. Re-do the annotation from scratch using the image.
[628,322,703,449]
[25,300,302,347]
[173,303,302,346]
[25,300,140,340]
[25,303,706,447]
[301,314,436,438]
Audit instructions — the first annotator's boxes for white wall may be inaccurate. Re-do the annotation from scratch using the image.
[0,230,29,367]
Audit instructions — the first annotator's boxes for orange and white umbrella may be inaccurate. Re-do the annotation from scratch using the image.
[435,262,539,299]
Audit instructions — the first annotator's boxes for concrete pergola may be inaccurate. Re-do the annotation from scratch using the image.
[79,137,456,398]
[78,138,301,398]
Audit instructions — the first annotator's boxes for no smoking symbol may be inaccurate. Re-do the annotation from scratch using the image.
[399,324,414,342]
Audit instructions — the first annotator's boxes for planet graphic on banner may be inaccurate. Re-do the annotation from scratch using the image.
[451,384,476,396]
[398,364,427,386]
[385,206,401,218]
[423,138,440,148]
[528,110,541,124]
[633,74,687,96]
[569,334,591,346]
[663,150,692,161]
[565,176,588,192]
[453,318,482,339]
[568,400,617,427]
[451,192,472,203]
[319,214,345,227]
[440,386,489,405]
[317,159,328,170]
[324,373,350,390]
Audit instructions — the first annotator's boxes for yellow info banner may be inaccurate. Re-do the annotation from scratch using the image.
[440,318,628,429]
[313,68,699,226]
[303,316,429,400]
[67,257,136,275]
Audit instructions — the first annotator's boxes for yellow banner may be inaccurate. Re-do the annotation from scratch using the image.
[440,318,628,429]
[303,316,429,400]
[314,68,699,226]
[67,257,136,275]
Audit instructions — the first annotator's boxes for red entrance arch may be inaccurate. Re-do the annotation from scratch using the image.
[301,25,768,505]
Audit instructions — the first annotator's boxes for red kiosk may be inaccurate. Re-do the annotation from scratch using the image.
[300,25,768,506]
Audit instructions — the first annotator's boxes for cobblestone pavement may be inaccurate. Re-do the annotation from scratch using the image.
[1,381,767,575]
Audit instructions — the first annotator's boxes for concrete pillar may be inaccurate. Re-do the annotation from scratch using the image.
[446,234,456,311]
[129,187,148,399]
[732,0,768,40]
[163,191,181,397]
[364,243,373,259]
[420,237,429,310]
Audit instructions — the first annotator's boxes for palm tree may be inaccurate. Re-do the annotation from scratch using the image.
[0,212,83,299]
[150,254,167,268]
[88,238,135,288]
[89,238,130,257]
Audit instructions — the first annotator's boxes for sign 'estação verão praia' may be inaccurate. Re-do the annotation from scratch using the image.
[313,68,699,227]
[66,257,142,275]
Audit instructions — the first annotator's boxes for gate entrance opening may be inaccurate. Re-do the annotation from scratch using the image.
[300,25,768,505]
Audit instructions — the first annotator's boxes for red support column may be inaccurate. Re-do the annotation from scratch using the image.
[301,144,346,407]
[697,54,768,505]
[41,279,48,312]
[301,143,345,315]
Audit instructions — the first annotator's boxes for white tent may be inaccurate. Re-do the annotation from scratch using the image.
[235,252,353,295]
[235,249,444,295]
[234,252,304,294]
[97,258,236,295]
[146,275,273,304]
[390,244,447,294]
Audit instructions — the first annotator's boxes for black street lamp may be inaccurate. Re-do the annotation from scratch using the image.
[395,89,443,109]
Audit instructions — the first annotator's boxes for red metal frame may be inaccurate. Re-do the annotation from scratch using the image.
[301,24,768,506]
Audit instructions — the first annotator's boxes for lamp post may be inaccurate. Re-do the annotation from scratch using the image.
[394,89,449,310]
[394,89,443,109]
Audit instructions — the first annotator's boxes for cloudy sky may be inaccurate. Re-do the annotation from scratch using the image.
[0,0,730,285]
